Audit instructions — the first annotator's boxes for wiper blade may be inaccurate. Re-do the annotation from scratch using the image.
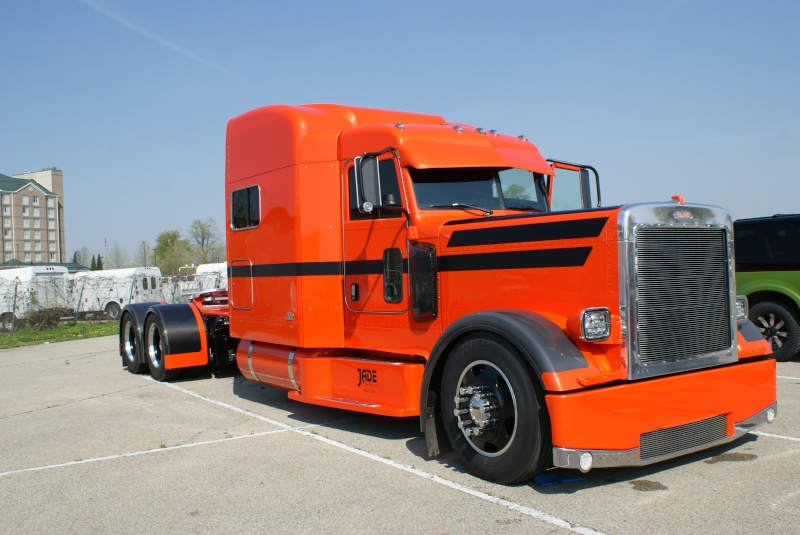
[503,206,541,212]
[425,203,493,216]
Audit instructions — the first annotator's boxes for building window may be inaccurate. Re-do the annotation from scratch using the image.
[3,217,9,227]
[48,220,55,229]
[48,230,55,240]
[2,229,8,237]
[49,252,55,261]
[24,252,30,262]
[34,219,40,229]
[35,253,41,262]
[33,208,40,217]
[33,196,39,205]
[2,206,7,214]
[47,198,54,207]
[22,195,29,206]
[34,241,41,251]
[23,241,30,251]
[23,218,29,228]
[34,230,40,239]
[21,206,28,215]
[48,208,54,218]
[49,241,56,251]
[23,230,30,239]
[4,242,10,251]
[2,195,9,205]
[4,253,11,261]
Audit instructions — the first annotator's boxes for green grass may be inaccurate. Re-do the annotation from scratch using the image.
[0,322,117,349]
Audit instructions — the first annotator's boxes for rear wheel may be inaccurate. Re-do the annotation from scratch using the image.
[750,299,800,362]
[144,315,177,381]
[1,313,15,332]
[121,313,147,374]
[105,302,122,321]
[441,334,550,484]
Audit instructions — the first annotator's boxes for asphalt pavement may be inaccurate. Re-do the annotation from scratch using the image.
[1,336,798,534]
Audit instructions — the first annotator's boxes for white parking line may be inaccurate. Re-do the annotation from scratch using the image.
[752,431,800,442]
[151,378,605,534]
[777,375,800,381]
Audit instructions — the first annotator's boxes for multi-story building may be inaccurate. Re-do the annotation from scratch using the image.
[0,168,66,264]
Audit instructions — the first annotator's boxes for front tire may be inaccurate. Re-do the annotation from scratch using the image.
[750,299,800,362]
[441,334,550,484]
[144,315,177,381]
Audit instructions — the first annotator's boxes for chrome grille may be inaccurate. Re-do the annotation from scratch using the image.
[635,227,731,365]
[640,414,727,460]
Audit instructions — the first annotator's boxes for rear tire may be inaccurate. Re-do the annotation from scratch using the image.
[144,315,177,381]
[105,302,122,321]
[1,313,15,332]
[120,313,148,374]
[441,334,550,484]
[750,299,800,362]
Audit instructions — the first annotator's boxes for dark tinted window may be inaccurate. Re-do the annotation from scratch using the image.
[232,186,260,229]
[348,160,402,220]
[735,217,800,267]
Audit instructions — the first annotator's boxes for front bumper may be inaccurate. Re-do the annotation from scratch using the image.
[553,402,777,471]
[546,358,777,471]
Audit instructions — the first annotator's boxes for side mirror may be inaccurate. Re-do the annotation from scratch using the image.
[354,155,381,214]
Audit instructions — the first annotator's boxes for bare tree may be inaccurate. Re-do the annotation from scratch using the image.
[106,243,130,269]
[134,242,153,267]
[188,218,220,264]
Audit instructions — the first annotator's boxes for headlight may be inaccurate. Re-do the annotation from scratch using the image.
[582,308,611,341]
[735,295,749,324]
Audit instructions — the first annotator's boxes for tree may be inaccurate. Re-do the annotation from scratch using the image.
[154,229,192,276]
[106,243,130,269]
[96,255,104,270]
[134,242,153,267]
[90,255,97,270]
[74,246,93,268]
[188,218,220,264]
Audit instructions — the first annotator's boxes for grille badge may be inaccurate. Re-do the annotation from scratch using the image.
[672,209,694,221]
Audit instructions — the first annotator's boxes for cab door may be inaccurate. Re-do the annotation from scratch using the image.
[343,154,408,315]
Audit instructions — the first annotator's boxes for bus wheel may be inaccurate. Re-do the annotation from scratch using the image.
[441,334,550,484]
[751,299,800,362]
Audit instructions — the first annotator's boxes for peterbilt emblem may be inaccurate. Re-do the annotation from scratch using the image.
[672,209,693,221]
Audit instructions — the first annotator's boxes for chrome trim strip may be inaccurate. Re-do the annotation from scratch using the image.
[247,341,257,383]
[552,403,777,471]
[288,348,298,391]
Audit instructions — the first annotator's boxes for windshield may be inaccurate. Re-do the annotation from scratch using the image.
[410,167,549,212]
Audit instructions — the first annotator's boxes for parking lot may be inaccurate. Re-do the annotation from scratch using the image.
[1,335,798,534]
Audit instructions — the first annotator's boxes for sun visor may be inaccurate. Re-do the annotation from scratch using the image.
[399,139,552,175]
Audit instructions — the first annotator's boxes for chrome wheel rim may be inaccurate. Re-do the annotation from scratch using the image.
[452,360,517,457]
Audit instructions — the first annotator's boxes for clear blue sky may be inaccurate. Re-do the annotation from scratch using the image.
[1,0,798,260]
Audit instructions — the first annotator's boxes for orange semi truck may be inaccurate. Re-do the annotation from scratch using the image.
[119,104,777,484]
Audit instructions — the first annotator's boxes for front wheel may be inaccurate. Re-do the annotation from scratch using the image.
[144,315,177,382]
[750,300,800,362]
[441,334,550,484]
